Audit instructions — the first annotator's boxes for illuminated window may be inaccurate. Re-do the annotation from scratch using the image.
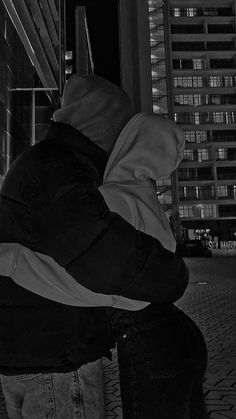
[65,51,73,60]
[217,185,228,197]
[174,113,195,124]
[196,131,208,142]
[209,76,223,87]
[184,131,208,143]
[224,76,234,87]
[193,59,205,70]
[198,148,210,161]
[194,112,200,124]
[201,204,216,217]
[216,148,228,160]
[187,8,197,16]
[184,131,196,143]
[183,149,196,161]
[173,76,203,88]
[213,112,224,123]
[193,77,203,87]
[199,186,215,199]
[179,204,217,218]
[210,95,221,105]
[226,112,236,123]
[173,8,181,17]
[174,94,202,106]
[65,64,73,75]
[179,205,195,218]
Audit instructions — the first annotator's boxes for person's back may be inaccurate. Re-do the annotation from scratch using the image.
[0,75,189,419]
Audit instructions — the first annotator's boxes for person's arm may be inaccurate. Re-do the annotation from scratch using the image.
[34,163,188,304]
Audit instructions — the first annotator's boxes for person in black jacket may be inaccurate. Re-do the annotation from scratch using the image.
[0,74,188,418]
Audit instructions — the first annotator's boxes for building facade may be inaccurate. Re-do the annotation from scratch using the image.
[0,0,152,189]
[0,0,65,187]
[149,0,236,242]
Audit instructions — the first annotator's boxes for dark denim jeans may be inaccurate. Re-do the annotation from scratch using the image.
[108,304,208,419]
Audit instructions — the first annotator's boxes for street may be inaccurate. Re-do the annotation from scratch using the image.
[104,257,236,419]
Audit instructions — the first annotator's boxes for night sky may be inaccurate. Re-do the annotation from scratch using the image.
[66,0,120,85]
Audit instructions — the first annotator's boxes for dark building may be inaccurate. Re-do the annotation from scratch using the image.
[0,0,34,184]
[0,0,153,189]
[0,0,65,187]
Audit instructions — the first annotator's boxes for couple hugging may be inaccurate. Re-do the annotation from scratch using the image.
[0,74,207,419]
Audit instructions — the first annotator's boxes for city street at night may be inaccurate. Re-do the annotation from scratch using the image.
[1,1,236,418]
[104,256,236,419]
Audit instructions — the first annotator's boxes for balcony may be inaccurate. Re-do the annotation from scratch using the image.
[212,130,236,142]
[217,187,235,200]
[208,24,235,33]
[217,167,236,180]
[174,111,236,125]
[218,204,236,218]
[179,193,215,201]
[210,59,236,69]
[178,204,217,219]
[216,148,236,161]
[171,24,204,34]
[170,7,234,18]
[178,168,214,182]
[172,41,235,52]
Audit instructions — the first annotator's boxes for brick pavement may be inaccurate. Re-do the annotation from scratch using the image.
[104,257,236,419]
[0,257,236,418]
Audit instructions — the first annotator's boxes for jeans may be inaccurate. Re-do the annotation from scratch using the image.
[109,304,208,419]
[0,359,104,419]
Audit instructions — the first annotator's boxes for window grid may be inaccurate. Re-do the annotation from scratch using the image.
[170,7,233,17]
[217,185,236,200]
[175,94,203,106]
[183,149,196,161]
[174,76,236,88]
[175,112,236,125]
[198,148,211,161]
[179,204,217,218]
[217,185,228,198]
[173,76,204,88]
[216,148,228,160]
[184,131,208,143]
[193,59,206,70]
[179,186,215,200]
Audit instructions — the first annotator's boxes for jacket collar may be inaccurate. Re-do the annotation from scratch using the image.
[45,122,109,179]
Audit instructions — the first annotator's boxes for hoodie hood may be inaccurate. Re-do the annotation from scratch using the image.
[53,74,133,154]
[99,112,184,252]
[103,112,185,182]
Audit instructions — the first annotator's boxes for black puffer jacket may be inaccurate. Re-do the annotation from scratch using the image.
[0,123,188,375]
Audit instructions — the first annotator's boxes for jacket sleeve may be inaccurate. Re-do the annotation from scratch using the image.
[34,164,189,304]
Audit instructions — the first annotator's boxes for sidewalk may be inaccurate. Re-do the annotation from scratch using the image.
[104,257,236,419]
[1,257,236,418]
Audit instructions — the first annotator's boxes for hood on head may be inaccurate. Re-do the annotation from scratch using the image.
[103,112,185,183]
[53,74,134,154]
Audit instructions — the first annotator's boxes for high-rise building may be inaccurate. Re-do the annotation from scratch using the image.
[148,0,236,242]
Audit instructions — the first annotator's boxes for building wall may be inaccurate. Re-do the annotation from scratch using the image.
[166,0,236,240]
[0,1,59,187]
[0,1,34,184]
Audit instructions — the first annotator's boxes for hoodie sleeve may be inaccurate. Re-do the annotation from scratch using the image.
[66,211,189,304]
[35,163,188,305]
